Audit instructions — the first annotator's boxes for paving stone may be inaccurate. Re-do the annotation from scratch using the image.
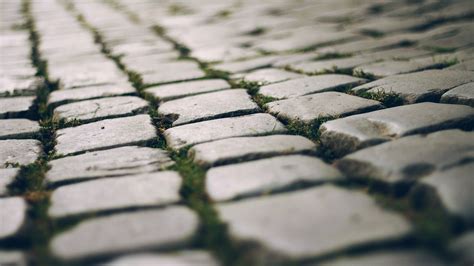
[49,171,182,218]
[120,51,180,67]
[207,155,343,201]
[238,68,305,84]
[0,139,42,168]
[0,119,40,139]
[146,79,230,101]
[411,163,474,224]
[190,135,316,166]
[158,89,259,126]
[266,92,382,123]
[47,146,173,185]
[441,82,474,107]
[107,250,219,266]
[216,185,412,261]
[290,56,376,74]
[259,75,367,99]
[320,103,474,157]
[0,197,26,239]
[0,250,27,266]
[0,76,43,96]
[352,70,474,103]
[0,168,18,196]
[320,249,446,266]
[450,231,474,265]
[212,55,282,73]
[55,115,157,156]
[445,58,474,71]
[0,96,35,118]
[47,83,136,108]
[353,60,439,78]
[192,46,260,63]
[140,62,205,85]
[164,113,287,150]
[336,130,474,187]
[51,207,199,260]
[54,96,149,124]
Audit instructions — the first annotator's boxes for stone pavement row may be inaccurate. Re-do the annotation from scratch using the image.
[1,0,474,265]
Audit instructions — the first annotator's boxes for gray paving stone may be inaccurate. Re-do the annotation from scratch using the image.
[192,46,260,63]
[140,62,205,85]
[0,139,42,168]
[445,58,474,71]
[145,79,230,101]
[266,92,382,123]
[336,130,474,187]
[212,55,282,73]
[0,168,18,196]
[190,135,316,166]
[49,171,182,218]
[158,89,259,126]
[238,68,305,84]
[0,119,40,139]
[352,70,474,103]
[353,60,439,78]
[51,207,198,260]
[54,96,149,124]
[164,113,287,150]
[320,249,446,266]
[55,115,157,156]
[412,163,474,224]
[441,82,474,107]
[0,250,27,266]
[120,51,180,67]
[259,75,366,99]
[47,146,173,185]
[0,197,26,239]
[216,185,412,261]
[47,84,136,108]
[450,231,474,265]
[290,56,376,74]
[0,76,43,96]
[107,250,218,266]
[0,96,35,118]
[320,103,474,157]
[207,155,343,201]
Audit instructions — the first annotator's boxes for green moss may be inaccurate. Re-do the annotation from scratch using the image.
[353,89,404,107]
[202,66,231,80]
[247,27,265,36]
[216,9,232,18]
[168,3,191,15]
[352,69,377,81]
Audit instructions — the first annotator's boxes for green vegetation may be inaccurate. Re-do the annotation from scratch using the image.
[352,89,404,107]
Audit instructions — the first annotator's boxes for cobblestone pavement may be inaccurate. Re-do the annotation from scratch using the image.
[1,0,473,265]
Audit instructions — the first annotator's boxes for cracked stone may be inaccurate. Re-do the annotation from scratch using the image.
[336,130,474,187]
[46,146,173,185]
[51,207,199,260]
[266,92,382,123]
[352,70,474,103]
[55,114,157,156]
[207,155,343,201]
[259,75,366,99]
[320,102,474,157]
[216,185,412,261]
[49,171,182,218]
[47,83,136,108]
[53,96,149,124]
[0,139,42,168]
[107,250,219,266]
[158,89,259,126]
[145,79,230,101]
[0,197,27,239]
[411,163,474,224]
[0,168,18,196]
[441,82,474,107]
[190,135,316,166]
[0,96,35,118]
[164,113,287,150]
[0,119,40,139]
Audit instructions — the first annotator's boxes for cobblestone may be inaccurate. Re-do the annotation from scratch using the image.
[55,114,157,156]
[53,96,149,124]
[0,139,42,168]
[158,89,259,126]
[440,82,474,107]
[47,146,173,185]
[0,76,43,96]
[107,250,219,266]
[0,169,18,196]
[207,155,343,201]
[320,103,474,157]
[0,197,27,239]
[0,250,27,266]
[146,79,230,101]
[236,68,304,84]
[140,61,205,86]
[0,119,40,139]
[51,207,198,260]
[217,185,411,261]
[0,96,35,118]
